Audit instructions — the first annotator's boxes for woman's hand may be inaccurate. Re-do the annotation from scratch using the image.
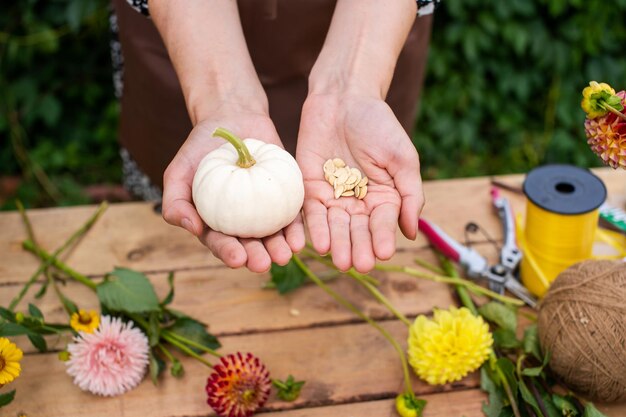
[162,108,305,273]
[297,93,424,273]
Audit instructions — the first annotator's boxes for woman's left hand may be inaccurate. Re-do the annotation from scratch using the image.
[296,93,425,273]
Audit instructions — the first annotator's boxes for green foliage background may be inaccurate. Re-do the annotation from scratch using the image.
[1,0,625,208]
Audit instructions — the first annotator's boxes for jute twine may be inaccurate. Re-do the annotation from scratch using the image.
[537,259,626,403]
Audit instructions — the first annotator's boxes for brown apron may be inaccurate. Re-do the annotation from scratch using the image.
[112,0,432,189]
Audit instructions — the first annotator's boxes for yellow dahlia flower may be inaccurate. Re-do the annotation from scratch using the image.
[407,307,492,385]
[0,337,23,385]
[70,309,100,333]
[581,81,617,119]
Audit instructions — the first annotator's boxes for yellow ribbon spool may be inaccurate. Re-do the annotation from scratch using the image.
[517,165,625,297]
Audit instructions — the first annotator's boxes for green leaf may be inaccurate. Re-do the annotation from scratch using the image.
[27,333,47,352]
[519,381,541,416]
[0,390,16,407]
[478,302,517,333]
[0,323,33,336]
[583,403,609,417]
[272,375,306,402]
[521,351,550,377]
[28,303,44,319]
[493,328,521,349]
[167,317,220,354]
[480,367,504,417]
[552,394,579,417]
[160,272,175,306]
[523,324,542,360]
[96,267,160,313]
[58,291,78,315]
[171,359,184,378]
[149,350,165,385]
[269,259,308,294]
[0,307,16,322]
[34,280,50,299]
[38,94,62,127]
[496,358,518,397]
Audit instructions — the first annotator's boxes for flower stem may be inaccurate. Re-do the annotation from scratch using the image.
[10,202,106,310]
[413,257,445,275]
[21,240,97,290]
[162,330,222,358]
[292,255,414,395]
[162,333,214,368]
[213,127,256,168]
[438,256,478,316]
[300,250,405,324]
[374,264,523,307]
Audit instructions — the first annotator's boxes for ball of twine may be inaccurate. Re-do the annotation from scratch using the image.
[538,259,626,403]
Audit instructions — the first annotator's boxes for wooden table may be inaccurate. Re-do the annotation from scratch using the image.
[1,171,624,417]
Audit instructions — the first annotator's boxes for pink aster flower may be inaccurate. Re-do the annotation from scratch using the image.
[65,315,149,396]
[206,352,271,417]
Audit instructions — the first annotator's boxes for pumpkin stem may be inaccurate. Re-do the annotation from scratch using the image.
[213,127,256,168]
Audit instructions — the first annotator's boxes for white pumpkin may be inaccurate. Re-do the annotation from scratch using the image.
[192,127,304,238]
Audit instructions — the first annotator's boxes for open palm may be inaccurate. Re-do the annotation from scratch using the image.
[162,109,305,272]
[296,94,424,272]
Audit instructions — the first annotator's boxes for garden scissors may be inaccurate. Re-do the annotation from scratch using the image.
[418,188,537,308]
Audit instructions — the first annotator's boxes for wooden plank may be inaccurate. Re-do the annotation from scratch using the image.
[256,389,487,417]
[5,247,483,354]
[3,320,480,417]
[0,170,622,283]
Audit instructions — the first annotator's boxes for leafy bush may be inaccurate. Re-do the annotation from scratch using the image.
[1,0,625,208]
[0,0,118,208]
[416,0,626,178]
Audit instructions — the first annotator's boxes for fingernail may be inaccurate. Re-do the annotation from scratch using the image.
[181,218,195,235]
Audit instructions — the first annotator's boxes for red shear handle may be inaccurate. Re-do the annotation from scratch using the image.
[418,218,461,262]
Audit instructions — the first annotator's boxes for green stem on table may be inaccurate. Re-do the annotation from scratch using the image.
[10,202,107,310]
[22,240,97,290]
[439,256,478,316]
[162,333,214,369]
[213,127,256,168]
[158,343,176,363]
[302,244,379,286]
[413,257,445,275]
[374,263,523,307]
[301,249,407,325]
[292,255,414,396]
[163,330,222,358]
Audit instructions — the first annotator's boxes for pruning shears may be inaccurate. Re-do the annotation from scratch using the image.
[418,188,537,308]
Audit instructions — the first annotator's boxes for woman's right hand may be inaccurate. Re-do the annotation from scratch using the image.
[161,108,305,273]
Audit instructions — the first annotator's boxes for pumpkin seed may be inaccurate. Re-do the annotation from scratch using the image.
[345,174,358,187]
[333,158,346,168]
[334,184,345,199]
[358,177,368,187]
[323,159,336,174]
[357,185,368,199]
[341,190,355,197]
[335,169,349,185]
